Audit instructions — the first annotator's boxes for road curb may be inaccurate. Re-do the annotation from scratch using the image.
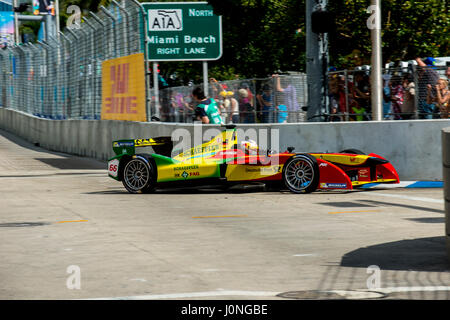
[360,181,443,189]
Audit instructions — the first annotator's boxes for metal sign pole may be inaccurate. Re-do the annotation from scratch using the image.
[13,0,19,44]
[203,61,208,97]
[370,0,382,121]
[153,62,160,119]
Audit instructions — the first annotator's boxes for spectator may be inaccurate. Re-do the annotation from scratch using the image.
[401,74,415,120]
[275,104,288,123]
[328,74,343,121]
[431,79,450,118]
[192,87,223,124]
[353,71,371,119]
[221,90,239,124]
[446,67,450,81]
[415,57,440,119]
[382,75,392,120]
[391,78,404,120]
[170,91,189,122]
[256,84,274,123]
[273,74,300,122]
[238,88,255,123]
[351,101,366,121]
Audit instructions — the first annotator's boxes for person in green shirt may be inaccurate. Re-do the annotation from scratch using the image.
[192,87,224,124]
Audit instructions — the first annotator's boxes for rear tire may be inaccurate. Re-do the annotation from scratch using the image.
[122,156,155,194]
[282,154,319,194]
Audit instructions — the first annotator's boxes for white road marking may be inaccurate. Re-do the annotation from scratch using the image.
[293,254,317,257]
[130,279,148,282]
[83,290,281,300]
[377,286,450,294]
[370,193,444,204]
[83,285,450,300]
[326,286,450,299]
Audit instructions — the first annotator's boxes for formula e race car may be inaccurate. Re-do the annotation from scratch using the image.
[107,126,399,194]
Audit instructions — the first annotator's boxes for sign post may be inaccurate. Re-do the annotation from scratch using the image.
[141,1,222,119]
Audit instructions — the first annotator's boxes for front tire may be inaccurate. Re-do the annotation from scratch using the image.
[282,154,319,194]
[122,156,155,194]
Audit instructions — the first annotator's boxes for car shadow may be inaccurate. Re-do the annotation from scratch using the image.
[340,236,449,272]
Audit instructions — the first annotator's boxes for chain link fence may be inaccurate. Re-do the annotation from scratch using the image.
[155,74,309,124]
[0,1,447,124]
[0,0,145,120]
[328,65,449,121]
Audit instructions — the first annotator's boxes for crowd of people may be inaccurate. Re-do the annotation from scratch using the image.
[157,75,305,124]
[329,58,450,121]
[155,58,449,123]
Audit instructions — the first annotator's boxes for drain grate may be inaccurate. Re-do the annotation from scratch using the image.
[0,222,50,228]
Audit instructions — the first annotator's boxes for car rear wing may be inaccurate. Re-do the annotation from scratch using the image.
[112,137,173,157]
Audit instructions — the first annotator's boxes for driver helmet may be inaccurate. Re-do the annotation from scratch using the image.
[241,139,259,154]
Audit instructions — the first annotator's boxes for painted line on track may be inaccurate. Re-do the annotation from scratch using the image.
[369,193,444,204]
[192,215,248,219]
[360,181,443,189]
[83,286,450,300]
[55,220,88,224]
[83,290,281,300]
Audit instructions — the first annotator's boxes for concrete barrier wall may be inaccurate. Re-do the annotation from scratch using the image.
[1,107,450,181]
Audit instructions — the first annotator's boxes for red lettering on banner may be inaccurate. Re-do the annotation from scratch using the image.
[104,96,137,114]
[110,63,130,95]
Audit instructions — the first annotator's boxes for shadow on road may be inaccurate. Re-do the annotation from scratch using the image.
[340,236,449,272]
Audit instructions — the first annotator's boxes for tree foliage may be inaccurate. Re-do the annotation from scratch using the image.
[327,0,449,68]
[56,0,449,83]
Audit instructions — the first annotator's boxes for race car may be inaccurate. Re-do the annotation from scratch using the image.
[107,126,399,194]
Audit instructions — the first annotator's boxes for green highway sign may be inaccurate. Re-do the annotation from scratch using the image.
[142,2,222,61]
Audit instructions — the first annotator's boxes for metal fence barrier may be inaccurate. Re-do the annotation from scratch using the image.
[155,74,309,124]
[0,0,447,124]
[328,66,448,121]
[0,0,145,120]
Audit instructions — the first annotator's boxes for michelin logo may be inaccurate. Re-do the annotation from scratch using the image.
[148,9,183,31]
[320,183,347,189]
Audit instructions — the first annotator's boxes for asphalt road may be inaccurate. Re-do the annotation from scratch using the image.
[0,128,449,300]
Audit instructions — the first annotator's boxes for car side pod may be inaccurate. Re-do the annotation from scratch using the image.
[316,158,353,190]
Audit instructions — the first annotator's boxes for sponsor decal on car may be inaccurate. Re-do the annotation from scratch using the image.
[244,166,281,174]
[320,183,347,189]
[173,165,200,171]
[113,141,135,147]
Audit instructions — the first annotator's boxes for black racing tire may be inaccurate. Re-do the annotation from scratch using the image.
[282,154,319,194]
[122,156,156,194]
[339,148,365,155]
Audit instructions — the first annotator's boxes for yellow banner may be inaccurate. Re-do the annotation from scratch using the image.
[101,53,146,121]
